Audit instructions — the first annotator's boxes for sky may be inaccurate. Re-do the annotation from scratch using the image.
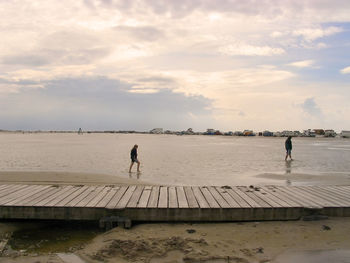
[0,0,350,132]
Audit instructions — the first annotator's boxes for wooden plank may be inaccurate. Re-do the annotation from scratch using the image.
[236,186,271,208]
[215,187,240,208]
[336,186,350,195]
[127,186,144,208]
[116,186,136,208]
[45,186,83,207]
[96,186,120,208]
[264,186,311,207]
[176,187,189,208]
[8,185,52,206]
[248,188,285,208]
[3,185,47,206]
[200,187,220,208]
[0,184,28,199]
[206,187,229,208]
[168,186,178,208]
[147,186,160,208]
[277,186,324,207]
[0,185,33,202]
[106,186,128,209]
[287,186,340,207]
[260,186,300,207]
[184,187,199,208]
[318,186,350,202]
[158,186,168,208]
[75,186,105,207]
[137,186,152,208]
[0,184,12,191]
[54,186,89,207]
[0,185,40,205]
[55,186,90,207]
[225,187,251,208]
[35,186,73,206]
[22,186,64,206]
[231,187,261,208]
[192,187,209,208]
[67,186,98,207]
[299,186,350,206]
[86,186,111,207]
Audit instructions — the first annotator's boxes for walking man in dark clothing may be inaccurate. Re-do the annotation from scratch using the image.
[129,144,141,173]
[285,136,293,161]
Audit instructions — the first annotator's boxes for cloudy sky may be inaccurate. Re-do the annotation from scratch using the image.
[1,0,349,132]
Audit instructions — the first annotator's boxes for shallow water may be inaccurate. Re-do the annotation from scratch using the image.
[0,133,350,186]
[7,221,99,253]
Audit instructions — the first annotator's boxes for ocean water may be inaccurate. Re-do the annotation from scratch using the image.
[0,133,349,186]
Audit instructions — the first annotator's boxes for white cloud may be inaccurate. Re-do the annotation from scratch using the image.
[0,0,350,130]
[219,44,285,56]
[341,66,350,74]
[287,60,314,68]
[270,31,284,38]
[293,26,343,42]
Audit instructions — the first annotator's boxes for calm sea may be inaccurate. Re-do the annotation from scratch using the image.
[0,133,349,186]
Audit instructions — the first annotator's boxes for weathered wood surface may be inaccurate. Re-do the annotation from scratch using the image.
[0,184,350,221]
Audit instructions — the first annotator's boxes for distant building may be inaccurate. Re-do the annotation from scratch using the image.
[205,129,216,135]
[273,131,282,137]
[262,130,273,136]
[324,130,336,137]
[234,131,243,136]
[302,129,316,137]
[341,131,350,138]
[313,129,325,135]
[243,130,255,136]
[150,128,163,134]
[184,128,194,135]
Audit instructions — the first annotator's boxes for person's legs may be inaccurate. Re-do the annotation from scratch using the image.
[285,151,288,161]
[136,160,141,172]
[129,161,134,172]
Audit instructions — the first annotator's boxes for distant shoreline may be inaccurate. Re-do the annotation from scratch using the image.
[0,130,349,138]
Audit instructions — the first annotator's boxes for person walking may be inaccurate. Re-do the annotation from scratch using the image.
[285,136,293,161]
[129,144,141,173]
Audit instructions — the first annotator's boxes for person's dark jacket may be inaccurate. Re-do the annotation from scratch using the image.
[285,138,292,150]
[131,148,137,160]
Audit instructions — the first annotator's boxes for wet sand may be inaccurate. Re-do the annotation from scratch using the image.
[2,218,350,263]
[255,171,350,186]
[0,171,151,186]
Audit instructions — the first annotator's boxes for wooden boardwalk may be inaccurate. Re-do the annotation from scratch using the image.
[0,184,350,223]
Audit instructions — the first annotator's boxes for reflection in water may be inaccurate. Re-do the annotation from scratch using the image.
[129,171,141,180]
[285,160,292,186]
[285,160,292,174]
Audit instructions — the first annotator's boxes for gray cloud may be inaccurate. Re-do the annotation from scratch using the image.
[85,0,350,20]
[0,77,213,130]
[300,97,323,116]
[114,26,165,42]
[1,55,50,66]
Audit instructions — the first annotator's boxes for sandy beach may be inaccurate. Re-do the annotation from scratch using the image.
[0,171,149,186]
[0,171,350,263]
[1,217,350,263]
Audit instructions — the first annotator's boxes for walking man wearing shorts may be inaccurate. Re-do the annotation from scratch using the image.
[285,136,293,161]
[129,144,141,173]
